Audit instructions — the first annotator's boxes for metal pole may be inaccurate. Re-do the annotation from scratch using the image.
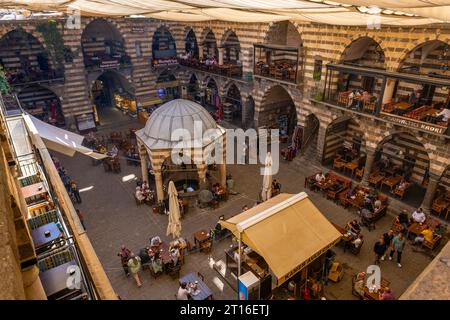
[238,231,242,300]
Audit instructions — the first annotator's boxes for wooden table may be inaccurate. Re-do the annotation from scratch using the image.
[345,162,359,177]
[381,175,402,191]
[394,101,411,110]
[348,194,365,209]
[369,172,385,188]
[179,272,213,300]
[148,242,172,265]
[30,222,63,254]
[21,182,47,202]
[363,278,391,300]
[39,260,82,299]
[194,230,211,246]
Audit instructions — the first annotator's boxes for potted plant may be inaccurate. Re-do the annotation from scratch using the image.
[0,65,11,94]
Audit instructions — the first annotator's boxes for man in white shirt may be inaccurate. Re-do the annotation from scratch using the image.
[177,283,190,300]
[315,172,325,183]
[412,207,426,223]
[352,234,363,248]
[435,108,450,122]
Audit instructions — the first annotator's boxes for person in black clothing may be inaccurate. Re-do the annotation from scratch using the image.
[346,219,361,237]
[272,179,281,196]
[373,237,386,265]
[381,230,394,261]
[396,210,410,233]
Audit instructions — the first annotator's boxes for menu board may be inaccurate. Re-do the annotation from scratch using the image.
[75,113,96,133]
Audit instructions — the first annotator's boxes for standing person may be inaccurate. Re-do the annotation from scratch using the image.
[70,180,82,204]
[118,245,131,277]
[76,209,86,230]
[127,253,142,287]
[373,237,386,265]
[381,230,394,261]
[389,232,406,268]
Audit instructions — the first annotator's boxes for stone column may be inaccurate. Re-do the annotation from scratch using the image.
[197,163,207,189]
[154,170,164,202]
[361,148,376,186]
[218,47,224,65]
[219,163,227,187]
[199,47,204,60]
[382,78,396,105]
[315,124,327,164]
[138,143,149,183]
[22,266,46,300]
[421,172,440,214]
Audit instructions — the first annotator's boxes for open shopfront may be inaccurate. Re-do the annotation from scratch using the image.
[220,192,341,300]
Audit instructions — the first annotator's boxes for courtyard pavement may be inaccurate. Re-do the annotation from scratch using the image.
[54,115,446,300]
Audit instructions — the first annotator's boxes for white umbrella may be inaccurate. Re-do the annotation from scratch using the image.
[261,152,272,202]
[166,181,182,239]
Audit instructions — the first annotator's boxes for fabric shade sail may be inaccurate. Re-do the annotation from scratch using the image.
[220,192,342,286]
[1,0,448,24]
[25,114,107,160]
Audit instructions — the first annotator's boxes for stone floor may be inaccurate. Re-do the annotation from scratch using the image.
[54,116,447,300]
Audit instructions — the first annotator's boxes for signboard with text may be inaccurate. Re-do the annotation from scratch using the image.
[380,112,447,135]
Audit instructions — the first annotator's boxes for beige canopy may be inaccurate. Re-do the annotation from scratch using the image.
[1,1,448,24]
[220,192,341,286]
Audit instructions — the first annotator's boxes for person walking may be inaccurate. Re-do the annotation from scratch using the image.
[127,253,142,287]
[373,237,386,265]
[381,230,394,261]
[70,180,82,204]
[76,209,86,230]
[389,232,406,268]
[118,245,131,277]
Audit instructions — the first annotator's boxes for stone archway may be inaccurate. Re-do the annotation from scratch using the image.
[152,26,177,65]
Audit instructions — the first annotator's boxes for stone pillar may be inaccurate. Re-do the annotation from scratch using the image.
[421,172,440,214]
[361,148,376,186]
[154,170,164,202]
[137,142,149,183]
[218,47,224,65]
[315,124,327,164]
[219,163,227,187]
[382,78,396,105]
[22,266,46,300]
[197,163,207,189]
[199,47,204,60]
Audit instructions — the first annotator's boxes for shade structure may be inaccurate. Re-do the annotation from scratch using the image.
[261,152,272,202]
[220,192,342,286]
[166,181,182,239]
[0,1,448,24]
[24,114,107,160]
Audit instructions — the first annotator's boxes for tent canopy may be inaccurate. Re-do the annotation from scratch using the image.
[25,114,107,160]
[1,1,449,24]
[220,192,341,285]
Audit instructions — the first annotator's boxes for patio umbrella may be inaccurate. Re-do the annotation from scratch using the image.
[166,181,182,239]
[261,152,272,202]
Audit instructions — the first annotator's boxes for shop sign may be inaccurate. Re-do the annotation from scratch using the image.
[380,113,446,135]
[131,26,145,33]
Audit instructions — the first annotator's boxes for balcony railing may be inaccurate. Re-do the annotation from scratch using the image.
[314,63,450,137]
[178,58,244,80]
[7,69,64,87]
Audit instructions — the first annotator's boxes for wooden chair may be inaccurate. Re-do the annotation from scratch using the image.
[423,235,443,251]
[394,182,411,199]
[197,271,205,281]
[333,158,346,171]
[355,167,364,180]
[363,101,376,113]
[135,196,144,206]
[349,239,364,255]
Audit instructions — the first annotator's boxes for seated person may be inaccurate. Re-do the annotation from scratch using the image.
[435,107,450,123]
[169,248,180,266]
[412,207,426,224]
[135,187,146,202]
[360,208,374,225]
[214,216,228,238]
[315,172,326,183]
[353,272,366,298]
[150,236,162,247]
[395,179,408,193]
[413,225,434,245]
[396,210,410,231]
[141,181,150,192]
[379,287,395,300]
[151,257,163,274]
[110,145,119,158]
[350,234,364,250]
[346,219,361,237]
[347,188,356,198]
[138,247,151,264]
[272,179,281,195]
[374,198,382,211]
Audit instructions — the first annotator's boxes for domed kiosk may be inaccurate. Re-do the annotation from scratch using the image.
[135,99,227,202]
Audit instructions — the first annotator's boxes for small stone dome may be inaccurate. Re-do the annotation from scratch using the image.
[136,99,224,150]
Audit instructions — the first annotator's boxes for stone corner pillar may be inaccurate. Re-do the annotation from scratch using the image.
[154,169,164,202]
[218,47,224,65]
[22,265,47,300]
[421,172,441,214]
[361,148,377,186]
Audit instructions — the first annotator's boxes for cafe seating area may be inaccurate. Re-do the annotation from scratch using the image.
[255,60,297,83]
[431,189,450,221]
[306,171,389,228]
[178,56,243,79]
[336,90,378,114]
[332,148,366,180]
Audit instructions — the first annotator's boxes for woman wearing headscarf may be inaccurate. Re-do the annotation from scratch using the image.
[117,245,131,276]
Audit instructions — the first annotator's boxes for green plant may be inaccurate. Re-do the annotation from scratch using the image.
[314,91,323,101]
[313,70,321,81]
[0,65,11,94]
[36,20,67,74]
